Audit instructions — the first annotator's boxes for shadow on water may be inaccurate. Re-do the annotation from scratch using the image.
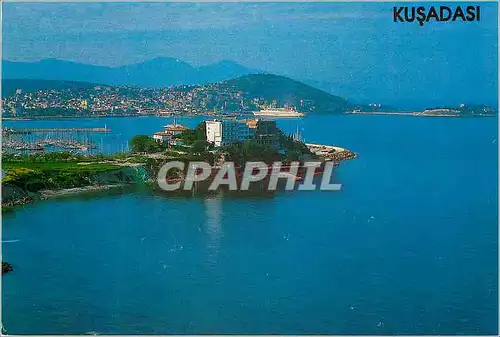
[149,174,340,200]
[3,175,342,213]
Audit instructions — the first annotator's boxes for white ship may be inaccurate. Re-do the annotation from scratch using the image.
[253,106,305,118]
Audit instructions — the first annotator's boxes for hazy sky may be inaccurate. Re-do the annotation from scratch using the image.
[2,2,498,106]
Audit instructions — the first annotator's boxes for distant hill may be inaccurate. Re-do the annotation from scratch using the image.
[218,74,351,113]
[2,79,101,97]
[2,58,260,88]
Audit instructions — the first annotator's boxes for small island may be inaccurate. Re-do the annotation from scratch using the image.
[348,103,497,117]
[415,104,497,117]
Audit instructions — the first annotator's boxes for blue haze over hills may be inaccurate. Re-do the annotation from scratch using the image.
[2,58,260,88]
[2,2,498,109]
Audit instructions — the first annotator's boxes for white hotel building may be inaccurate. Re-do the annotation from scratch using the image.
[206,120,255,147]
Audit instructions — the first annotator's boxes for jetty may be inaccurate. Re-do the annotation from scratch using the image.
[306,143,357,162]
[3,127,111,134]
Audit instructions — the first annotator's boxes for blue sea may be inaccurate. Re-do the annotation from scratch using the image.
[2,114,498,334]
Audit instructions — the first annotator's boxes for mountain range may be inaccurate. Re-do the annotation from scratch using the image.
[2,79,100,97]
[2,58,260,88]
[3,58,497,110]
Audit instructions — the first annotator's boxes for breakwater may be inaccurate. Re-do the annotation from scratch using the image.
[306,143,358,162]
[3,127,111,134]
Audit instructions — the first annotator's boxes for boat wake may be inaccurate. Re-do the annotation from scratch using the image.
[2,240,20,243]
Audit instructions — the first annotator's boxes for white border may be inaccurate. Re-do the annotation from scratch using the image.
[0,1,498,336]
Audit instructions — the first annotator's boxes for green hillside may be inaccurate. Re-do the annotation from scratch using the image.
[218,74,351,113]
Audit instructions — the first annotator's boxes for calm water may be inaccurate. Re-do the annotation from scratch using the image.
[2,115,498,334]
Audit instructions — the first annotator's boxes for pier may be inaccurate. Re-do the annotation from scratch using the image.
[3,127,111,135]
[306,143,357,162]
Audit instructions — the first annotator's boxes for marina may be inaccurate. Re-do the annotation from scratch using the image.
[2,126,111,153]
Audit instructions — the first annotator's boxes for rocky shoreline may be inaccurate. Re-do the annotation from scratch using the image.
[2,262,13,274]
[2,165,150,210]
[305,143,358,162]
[1,182,139,210]
[2,196,33,208]
[38,184,127,200]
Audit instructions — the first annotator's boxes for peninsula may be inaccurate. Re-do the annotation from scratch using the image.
[2,120,356,209]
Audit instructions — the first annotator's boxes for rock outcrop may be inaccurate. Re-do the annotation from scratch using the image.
[2,262,13,274]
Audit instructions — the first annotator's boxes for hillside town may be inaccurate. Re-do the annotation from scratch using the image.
[1,84,244,117]
[1,79,319,118]
[2,75,496,118]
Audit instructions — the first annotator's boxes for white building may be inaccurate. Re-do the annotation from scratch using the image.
[205,119,255,147]
[153,132,172,143]
[206,120,223,147]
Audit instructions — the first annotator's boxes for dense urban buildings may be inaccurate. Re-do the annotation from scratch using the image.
[1,74,340,118]
[1,83,265,117]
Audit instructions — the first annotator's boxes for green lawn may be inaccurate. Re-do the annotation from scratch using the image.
[3,161,120,173]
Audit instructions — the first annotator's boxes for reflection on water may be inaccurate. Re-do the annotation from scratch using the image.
[203,196,223,267]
